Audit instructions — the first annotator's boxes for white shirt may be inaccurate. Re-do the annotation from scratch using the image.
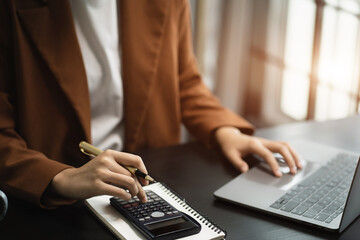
[70,0,124,151]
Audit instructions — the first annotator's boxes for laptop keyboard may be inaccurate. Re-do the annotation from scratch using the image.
[270,153,358,224]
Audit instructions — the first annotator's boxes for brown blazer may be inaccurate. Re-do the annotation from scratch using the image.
[0,0,254,206]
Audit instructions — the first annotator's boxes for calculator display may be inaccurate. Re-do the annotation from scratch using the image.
[146,217,186,230]
[110,190,201,239]
[145,216,198,236]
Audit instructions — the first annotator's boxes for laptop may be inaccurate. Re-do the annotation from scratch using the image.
[214,139,360,232]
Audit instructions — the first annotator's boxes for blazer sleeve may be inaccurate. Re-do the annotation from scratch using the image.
[0,1,73,207]
[176,0,255,147]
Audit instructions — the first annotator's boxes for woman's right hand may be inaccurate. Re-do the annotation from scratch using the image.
[50,150,149,202]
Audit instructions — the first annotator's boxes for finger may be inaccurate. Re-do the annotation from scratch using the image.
[102,151,150,186]
[103,171,139,197]
[118,154,149,186]
[106,150,148,176]
[278,147,297,174]
[103,155,149,186]
[265,142,297,174]
[286,145,302,169]
[250,143,282,177]
[106,158,133,177]
[92,154,132,177]
[138,176,149,187]
[98,182,132,200]
[135,179,147,203]
[224,148,249,173]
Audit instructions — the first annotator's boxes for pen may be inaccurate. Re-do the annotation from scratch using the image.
[79,141,156,183]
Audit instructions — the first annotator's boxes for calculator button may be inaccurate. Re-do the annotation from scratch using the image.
[139,218,145,222]
[172,211,179,214]
[151,211,165,218]
[166,212,172,215]
[145,216,151,220]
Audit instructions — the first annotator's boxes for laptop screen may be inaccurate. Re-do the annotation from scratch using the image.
[340,157,360,232]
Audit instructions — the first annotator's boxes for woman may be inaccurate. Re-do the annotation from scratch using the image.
[0,0,301,207]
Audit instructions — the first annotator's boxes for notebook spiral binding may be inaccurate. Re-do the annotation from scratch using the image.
[159,183,227,236]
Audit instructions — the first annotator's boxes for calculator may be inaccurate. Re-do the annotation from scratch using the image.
[110,190,201,240]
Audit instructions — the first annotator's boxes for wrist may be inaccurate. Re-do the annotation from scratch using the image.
[51,168,74,197]
[41,167,76,208]
[214,126,241,145]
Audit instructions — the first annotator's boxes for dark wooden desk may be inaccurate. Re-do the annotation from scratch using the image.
[1,115,360,239]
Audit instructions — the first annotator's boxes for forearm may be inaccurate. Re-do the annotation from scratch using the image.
[0,128,73,207]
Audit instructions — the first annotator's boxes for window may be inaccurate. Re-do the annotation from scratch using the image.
[190,0,360,126]
[281,0,360,121]
[281,0,316,120]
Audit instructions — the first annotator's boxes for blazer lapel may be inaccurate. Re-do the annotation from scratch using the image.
[17,0,170,150]
[120,0,170,151]
[17,0,91,142]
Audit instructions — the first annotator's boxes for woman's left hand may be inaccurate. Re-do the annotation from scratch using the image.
[214,126,302,177]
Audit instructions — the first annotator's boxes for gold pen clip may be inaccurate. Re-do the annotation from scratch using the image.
[79,148,97,158]
[79,141,103,158]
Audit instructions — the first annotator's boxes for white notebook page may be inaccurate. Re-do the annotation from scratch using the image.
[85,182,226,240]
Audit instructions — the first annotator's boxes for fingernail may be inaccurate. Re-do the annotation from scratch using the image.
[291,167,297,174]
[240,165,248,172]
[275,170,282,177]
[125,194,131,201]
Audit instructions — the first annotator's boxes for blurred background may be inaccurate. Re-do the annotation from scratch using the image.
[188,0,360,128]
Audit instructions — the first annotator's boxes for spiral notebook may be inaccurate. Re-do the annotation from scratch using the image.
[85,182,226,239]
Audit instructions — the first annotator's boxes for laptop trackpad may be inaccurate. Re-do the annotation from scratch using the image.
[244,160,321,191]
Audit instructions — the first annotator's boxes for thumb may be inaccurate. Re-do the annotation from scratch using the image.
[224,148,249,173]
